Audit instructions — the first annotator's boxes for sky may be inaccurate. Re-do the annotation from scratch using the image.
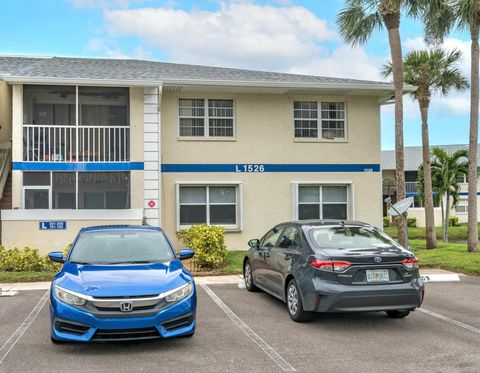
[0,0,475,150]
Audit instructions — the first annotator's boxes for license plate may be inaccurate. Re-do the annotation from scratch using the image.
[366,269,389,283]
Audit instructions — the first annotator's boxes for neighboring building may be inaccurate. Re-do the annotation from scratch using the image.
[0,56,403,254]
[381,144,475,227]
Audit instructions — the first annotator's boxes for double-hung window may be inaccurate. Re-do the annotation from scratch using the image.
[177,184,240,229]
[294,101,346,140]
[179,98,234,138]
[297,185,349,220]
[455,199,468,214]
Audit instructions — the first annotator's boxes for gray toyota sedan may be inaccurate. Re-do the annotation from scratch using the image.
[243,220,424,322]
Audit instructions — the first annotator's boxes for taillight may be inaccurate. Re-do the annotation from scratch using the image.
[312,259,352,272]
[402,257,419,270]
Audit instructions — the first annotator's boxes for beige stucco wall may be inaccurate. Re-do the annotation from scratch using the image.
[0,81,12,146]
[2,218,143,254]
[160,91,382,249]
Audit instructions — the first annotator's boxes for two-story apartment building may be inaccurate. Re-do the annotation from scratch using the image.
[0,56,403,254]
[382,144,477,227]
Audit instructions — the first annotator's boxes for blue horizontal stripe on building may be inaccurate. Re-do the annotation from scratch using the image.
[161,164,380,173]
[459,192,480,196]
[13,162,144,171]
[407,192,480,196]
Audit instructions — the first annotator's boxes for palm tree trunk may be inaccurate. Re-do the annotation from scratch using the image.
[419,99,437,249]
[467,20,479,253]
[440,197,444,236]
[444,192,450,243]
[384,12,406,247]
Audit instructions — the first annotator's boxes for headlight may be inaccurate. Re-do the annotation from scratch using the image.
[164,282,193,303]
[54,285,87,306]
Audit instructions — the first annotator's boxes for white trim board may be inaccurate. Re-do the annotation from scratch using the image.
[0,209,143,221]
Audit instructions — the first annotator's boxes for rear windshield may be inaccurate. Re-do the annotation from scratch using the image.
[69,230,175,264]
[308,226,398,249]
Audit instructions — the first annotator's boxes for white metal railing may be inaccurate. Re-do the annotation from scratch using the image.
[23,124,130,162]
[0,145,11,200]
[405,182,418,194]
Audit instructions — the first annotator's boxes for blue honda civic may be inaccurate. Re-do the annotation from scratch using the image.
[48,225,196,343]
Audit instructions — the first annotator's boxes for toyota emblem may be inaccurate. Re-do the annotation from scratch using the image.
[120,301,134,312]
[373,256,382,263]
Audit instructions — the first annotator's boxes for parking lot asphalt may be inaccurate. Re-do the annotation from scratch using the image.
[1,277,480,373]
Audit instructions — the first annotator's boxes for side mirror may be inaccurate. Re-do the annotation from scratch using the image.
[248,239,260,249]
[179,249,195,261]
[48,251,65,264]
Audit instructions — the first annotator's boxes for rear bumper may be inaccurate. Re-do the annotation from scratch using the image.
[304,278,424,313]
[50,287,197,342]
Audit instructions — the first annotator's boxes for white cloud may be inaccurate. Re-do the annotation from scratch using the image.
[288,45,386,81]
[86,37,153,59]
[103,2,337,72]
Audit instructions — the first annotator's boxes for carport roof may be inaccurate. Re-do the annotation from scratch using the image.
[382,144,473,171]
[0,55,414,95]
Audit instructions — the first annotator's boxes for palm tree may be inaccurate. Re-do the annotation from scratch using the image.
[418,147,468,242]
[337,0,423,247]
[423,0,480,252]
[382,49,468,249]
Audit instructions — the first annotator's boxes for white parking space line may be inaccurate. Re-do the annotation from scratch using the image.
[201,285,296,372]
[419,308,480,335]
[0,290,49,365]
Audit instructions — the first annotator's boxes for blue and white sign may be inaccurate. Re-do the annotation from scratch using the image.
[39,221,67,230]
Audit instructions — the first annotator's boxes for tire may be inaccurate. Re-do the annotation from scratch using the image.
[244,260,259,292]
[386,310,411,318]
[286,279,311,322]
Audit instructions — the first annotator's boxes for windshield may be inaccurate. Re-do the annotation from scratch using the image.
[69,230,175,264]
[308,226,399,250]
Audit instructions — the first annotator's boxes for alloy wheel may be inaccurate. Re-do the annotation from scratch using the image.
[244,263,252,288]
[287,284,298,316]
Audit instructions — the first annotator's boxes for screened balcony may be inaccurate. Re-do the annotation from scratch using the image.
[23,85,130,162]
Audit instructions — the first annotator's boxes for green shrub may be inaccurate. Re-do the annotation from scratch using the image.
[449,216,459,227]
[383,216,390,228]
[407,217,417,228]
[0,246,71,272]
[177,225,227,269]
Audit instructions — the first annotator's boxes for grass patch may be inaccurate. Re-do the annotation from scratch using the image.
[385,224,472,241]
[409,240,480,275]
[222,250,246,274]
[0,271,56,283]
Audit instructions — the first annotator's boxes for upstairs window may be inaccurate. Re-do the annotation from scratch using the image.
[179,99,234,138]
[294,101,346,140]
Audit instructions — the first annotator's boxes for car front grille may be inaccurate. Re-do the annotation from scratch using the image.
[91,327,161,342]
[161,314,194,332]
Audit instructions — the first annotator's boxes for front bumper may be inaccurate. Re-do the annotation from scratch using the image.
[50,287,197,342]
[303,278,424,313]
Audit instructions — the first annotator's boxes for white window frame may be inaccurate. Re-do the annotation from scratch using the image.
[177,98,236,139]
[22,185,52,209]
[21,171,131,210]
[175,181,243,231]
[457,174,468,184]
[293,101,348,140]
[455,198,468,214]
[291,181,354,221]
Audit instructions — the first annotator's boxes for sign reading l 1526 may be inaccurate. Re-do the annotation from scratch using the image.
[39,221,67,230]
[235,164,265,173]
